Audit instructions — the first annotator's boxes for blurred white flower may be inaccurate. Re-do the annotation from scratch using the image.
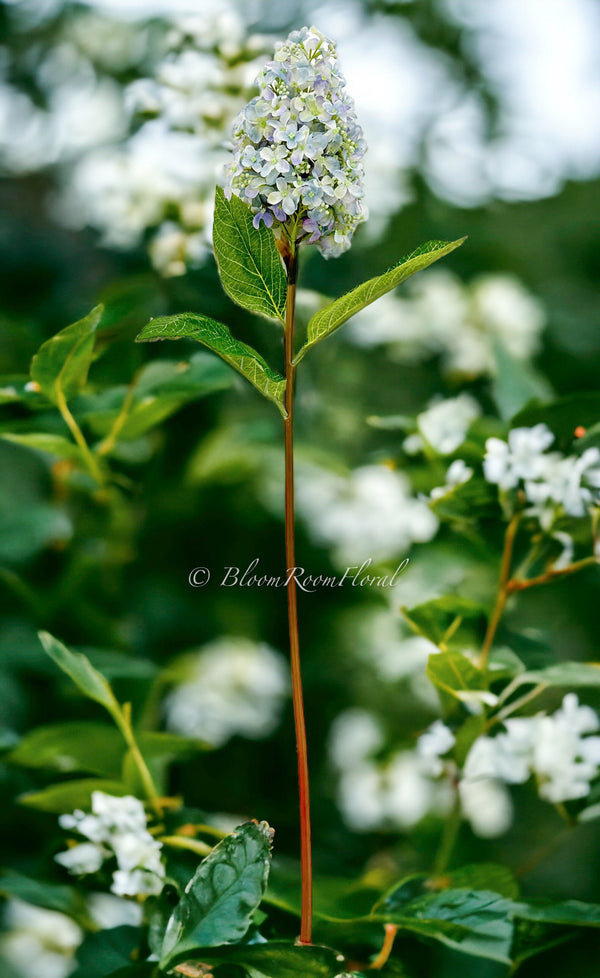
[460,694,600,837]
[484,423,555,490]
[430,459,474,501]
[328,708,385,770]
[416,719,455,775]
[329,710,454,831]
[55,841,106,875]
[55,791,164,898]
[406,393,480,456]
[164,638,289,748]
[56,6,272,275]
[87,892,142,930]
[459,777,514,839]
[296,463,438,567]
[0,899,82,978]
[470,275,545,359]
[484,424,600,528]
[347,270,545,379]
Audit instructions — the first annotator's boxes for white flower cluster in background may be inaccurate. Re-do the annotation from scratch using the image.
[56,9,272,276]
[329,711,454,831]
[347,270,545,378]
[0,899,82,978]
[329,696,600,840]
[55,791,164,897]
[224,25,367,257]
[461,694,600,836]
[404,393,480,456]
[484,423,600,529]
[164,638,289,748]
[0,12,130,176]
[295,463,438,567]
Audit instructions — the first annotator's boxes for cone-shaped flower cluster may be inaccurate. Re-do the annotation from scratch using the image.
[224,26,367,257]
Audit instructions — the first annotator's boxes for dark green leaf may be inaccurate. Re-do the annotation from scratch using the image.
[160,821,273,968]
[382,864,519,909]
[511,901,600,967]
[19,778,130,813]
[0,504,72,562]
[184,941,346,978]
[8,722,126,777]
[30,305,103,404]
[515,901,600,928]
[213,185,286,322]
[136,314,286,415]
[0,433,86,465]
[70,926,142,978]
[0,871,93,927]
[295,238,466,363]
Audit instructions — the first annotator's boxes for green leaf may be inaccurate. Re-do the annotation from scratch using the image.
[318,890,515,965]
[213,185,286,322]
[136,313,286,415]
[491,341,553,421]
[295,238,466,363]
[511,661,600,690]
[0,433,87,465]
[381,864,519,909]
[160,820,274,968]
[385,889,515,963]
[38,632,121,724]
[18,778,130,813]
[0,871,93,927]
[429,475,497,523]
[0,503,72,562]
[515,900,600,928]
[8,722,126,777]
[184,942,346,978]
[426,651,489,715]
[402,596,487,650]
[511,901,600,967]
[73,353,234,444]
[30,305,103,404]
[70,926,142,978]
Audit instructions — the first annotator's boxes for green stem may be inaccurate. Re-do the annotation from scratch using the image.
[433,795,462,876]
[159,835,212,858]
[116,702,162,817]
[283,245,313,945]
[55,384,105,486]
[97,372,140,457]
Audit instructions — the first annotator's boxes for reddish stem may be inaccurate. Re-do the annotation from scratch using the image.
[283,249,313,944]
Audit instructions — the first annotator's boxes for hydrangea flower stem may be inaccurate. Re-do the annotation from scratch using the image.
[283,246,313,945]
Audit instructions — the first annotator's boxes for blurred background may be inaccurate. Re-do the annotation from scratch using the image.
[1,0,600,975]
